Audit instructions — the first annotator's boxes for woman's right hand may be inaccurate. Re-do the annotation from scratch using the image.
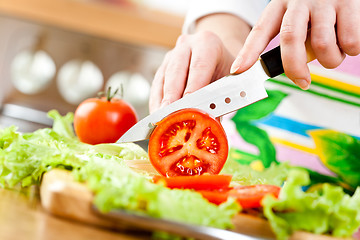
[149,31,236,113]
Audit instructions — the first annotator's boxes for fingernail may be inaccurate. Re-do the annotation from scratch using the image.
[160,100,170,109]
[296,79,310,90]
[230,57,242,74]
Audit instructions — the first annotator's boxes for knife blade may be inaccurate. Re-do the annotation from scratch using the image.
[118,39,315,143]
[93,207,268,240]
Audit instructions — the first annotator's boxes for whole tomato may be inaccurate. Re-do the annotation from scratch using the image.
[74,89,138,145]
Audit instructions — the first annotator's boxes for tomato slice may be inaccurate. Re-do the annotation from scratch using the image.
[152,174,232,190]
[148,108,228,177]
[197,189,230,205]
[228,185,281,209]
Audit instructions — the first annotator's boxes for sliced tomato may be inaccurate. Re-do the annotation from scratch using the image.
[197,189,230,205]
[228,185,281,209]
[152,174,232,190]
[148,108,228,177]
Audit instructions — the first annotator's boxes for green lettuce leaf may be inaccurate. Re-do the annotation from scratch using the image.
[262,169,360,240]
[93,143,148,160]
[221,153,290,186]
[47,110,76,139]
[0,126,89,188]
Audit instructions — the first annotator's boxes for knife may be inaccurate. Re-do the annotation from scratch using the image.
[93,207,268,240]
[118,36,315,143]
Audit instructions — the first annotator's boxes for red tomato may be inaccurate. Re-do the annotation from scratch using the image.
[197,189,230,205]
[148,108,228,177]
[74,96,138,145]
[152,174,232,190]
[228,185,281,208]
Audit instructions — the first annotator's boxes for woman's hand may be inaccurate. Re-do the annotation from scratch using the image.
[231,0,360,90]
[149,13,251,113]
[149,32,235,113]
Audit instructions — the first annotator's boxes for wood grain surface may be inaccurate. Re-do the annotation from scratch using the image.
[0,187,149,240]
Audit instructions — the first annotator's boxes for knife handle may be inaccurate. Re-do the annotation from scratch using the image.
[260,31,316,78]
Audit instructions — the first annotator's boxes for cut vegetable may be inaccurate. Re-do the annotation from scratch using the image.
[148,108,228,177]
[153,174,232,190]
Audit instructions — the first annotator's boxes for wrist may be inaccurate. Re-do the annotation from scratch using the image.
[195,13,251,54]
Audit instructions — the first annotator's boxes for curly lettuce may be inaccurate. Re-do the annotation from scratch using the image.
[263,169,360,239]
[0,110,239,230]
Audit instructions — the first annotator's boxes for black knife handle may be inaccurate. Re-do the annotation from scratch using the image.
[260,46,284,78]
[260,30,316,78]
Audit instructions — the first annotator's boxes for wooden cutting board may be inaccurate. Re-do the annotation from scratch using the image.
[40,162,353,240]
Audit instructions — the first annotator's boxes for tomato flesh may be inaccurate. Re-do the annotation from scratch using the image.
[197,127,220,154]
[152,174,232,190]
[148,108,228,177]
[228,185,281,208]
[197,189,230,205]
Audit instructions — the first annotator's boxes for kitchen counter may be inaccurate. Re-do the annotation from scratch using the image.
[0,188,150,240]
[0,0,183,48]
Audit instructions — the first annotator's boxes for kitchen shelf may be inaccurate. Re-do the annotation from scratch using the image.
[0,0,184,48]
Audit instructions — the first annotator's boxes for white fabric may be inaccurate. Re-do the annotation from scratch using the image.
[182,0,269,34]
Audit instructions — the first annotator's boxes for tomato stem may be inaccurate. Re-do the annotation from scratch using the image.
[97,86,123,101]
[106,86,116,101]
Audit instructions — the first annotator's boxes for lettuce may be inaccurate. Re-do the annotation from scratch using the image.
[263,169,360,240]
[74,156,239,228]
[0,126,89,187]
[0,110,240,230]
[221,155,290,186]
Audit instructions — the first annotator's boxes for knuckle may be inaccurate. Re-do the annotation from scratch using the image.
[339,37,360,56]
[189,58,210,71]
[251,23,266,35]
[196,31,218,42]
[280,25,298,44]
[176,34,189,45]
[311,37,332,52]
[195,31,222,49]
[166,64,184,76]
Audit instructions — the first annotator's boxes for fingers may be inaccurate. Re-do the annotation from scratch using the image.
[336,0,360,56]
[310,2,344,69]
[279,1,311,90]
[149,51,170,113]
[183,32,221,96]
[149,32,229,113]
[230,0,287,74]
[162,35,191,107]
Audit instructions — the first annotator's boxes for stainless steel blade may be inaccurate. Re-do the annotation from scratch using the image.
[93,207,268,240]
[117,60,270,143]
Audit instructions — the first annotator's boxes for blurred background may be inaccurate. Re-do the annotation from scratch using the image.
[0,0,191,132]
